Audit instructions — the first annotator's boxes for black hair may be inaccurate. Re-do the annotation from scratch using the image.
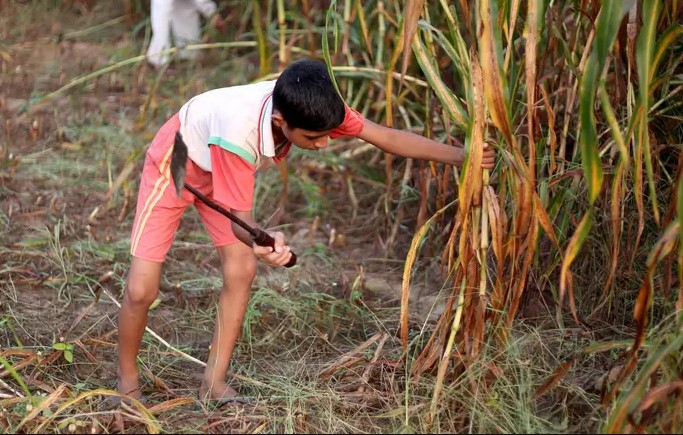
[272,58,345,132]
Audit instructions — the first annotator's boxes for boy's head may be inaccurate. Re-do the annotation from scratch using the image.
[272,58,345,150]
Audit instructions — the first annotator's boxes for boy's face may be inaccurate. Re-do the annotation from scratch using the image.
[283,125,331,150]
[272,113,332,151]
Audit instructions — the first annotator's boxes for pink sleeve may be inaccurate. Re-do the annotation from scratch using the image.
[210,145,255,211]
[329,106,366,139]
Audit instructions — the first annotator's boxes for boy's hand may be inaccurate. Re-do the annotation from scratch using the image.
[447,142,496,169]
[253,231,292,267]
[482,143,496,169]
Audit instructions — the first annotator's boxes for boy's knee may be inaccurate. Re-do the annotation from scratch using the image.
[123,281,158,308]
[223,255,257,283]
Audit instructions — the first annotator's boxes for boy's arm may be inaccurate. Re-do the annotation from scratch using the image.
[356,120,494,168]
[208,145,291,266]
[229,210,258,248]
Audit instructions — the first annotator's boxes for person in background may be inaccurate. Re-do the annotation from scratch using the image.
[146,0,226,69]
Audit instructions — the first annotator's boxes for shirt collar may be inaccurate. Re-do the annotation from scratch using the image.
[258,94,275,157]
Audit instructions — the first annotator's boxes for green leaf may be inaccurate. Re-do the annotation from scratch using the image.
[651,24,683,85]
[412,33,468,129]
[599,85,629,165]
[323,0,342,96]
[53,343,67,351]
[0,354,32,399]
[64,350,73,363]
[418,20,470,90]
[149,297,162,311]
[578,1,634,204]
[71,240,115,261]
[16,238,49,248]
[636,0,663,224]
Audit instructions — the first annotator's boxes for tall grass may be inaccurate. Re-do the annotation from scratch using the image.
[191,0,680,430]
[384,1,683,432]
[239,0,683,430]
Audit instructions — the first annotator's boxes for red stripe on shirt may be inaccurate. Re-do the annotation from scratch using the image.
[256,93,273,157]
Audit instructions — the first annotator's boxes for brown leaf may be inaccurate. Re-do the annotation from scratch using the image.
[400,0,425,84]
[479,0,513,145]
[146,397,196,414]
[532,193,559,248]
[533,359,575,399]
[634,381,683,414]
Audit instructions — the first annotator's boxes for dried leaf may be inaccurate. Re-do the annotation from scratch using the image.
[401,0,425,83]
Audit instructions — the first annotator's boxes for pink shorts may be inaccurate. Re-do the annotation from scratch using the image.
[130,113,240,262]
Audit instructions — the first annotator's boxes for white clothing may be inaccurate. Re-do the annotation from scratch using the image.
[146,0,218,68]
[178,80,279,172]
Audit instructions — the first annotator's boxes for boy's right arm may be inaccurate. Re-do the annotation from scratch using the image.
[208,144,292,267]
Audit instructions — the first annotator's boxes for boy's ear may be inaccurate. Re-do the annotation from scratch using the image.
[271,111,284,128]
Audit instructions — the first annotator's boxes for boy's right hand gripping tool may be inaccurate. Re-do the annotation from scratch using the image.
[170,131,297,268]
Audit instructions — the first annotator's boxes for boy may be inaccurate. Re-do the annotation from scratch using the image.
[118,58,495,403]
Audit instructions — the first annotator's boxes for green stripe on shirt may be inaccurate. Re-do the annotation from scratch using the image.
[208,136,256,165]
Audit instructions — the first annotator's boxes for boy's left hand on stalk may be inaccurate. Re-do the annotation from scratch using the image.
[482,143,496,169]
[253,231,292,267]
[449,136,496,169]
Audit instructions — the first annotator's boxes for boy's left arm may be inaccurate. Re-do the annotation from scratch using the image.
[357,120,495,168]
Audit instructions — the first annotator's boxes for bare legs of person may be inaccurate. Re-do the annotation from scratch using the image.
[117,242,256,404]
[199,242,256,402]
[117,257,161,402]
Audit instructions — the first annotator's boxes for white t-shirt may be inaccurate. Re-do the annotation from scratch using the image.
[178,80,279,173]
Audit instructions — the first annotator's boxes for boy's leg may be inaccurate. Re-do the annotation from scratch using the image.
[117,257,163,399]
[200,242,256,400]
[119,112,188,399]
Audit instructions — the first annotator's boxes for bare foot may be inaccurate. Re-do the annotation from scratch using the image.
[116,376,143,402]
[199,381,239,402]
